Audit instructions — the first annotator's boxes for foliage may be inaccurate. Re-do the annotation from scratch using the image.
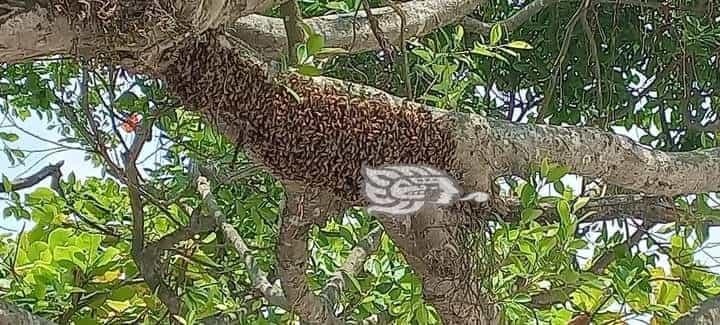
[2,0,720,324]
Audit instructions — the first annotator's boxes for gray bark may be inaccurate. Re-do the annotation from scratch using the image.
[676,296,720,325]
[1,1,719,325]
[0,300,55,325]
[233,0,485,58]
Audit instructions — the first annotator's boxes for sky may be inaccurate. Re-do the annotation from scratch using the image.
[0,115,100,232]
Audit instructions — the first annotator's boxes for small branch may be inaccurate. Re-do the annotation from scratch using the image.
[232,0,480,58]
[278,0,304,65]
[530,222,651,307]
[195,175,290,310]
[538,0,591,121]
[362,0,394,60]
[221,223,290,309]
[0,161,64,193]
[580,9,602,116]
[323,226,383,315]
[588,223,650,274]
[461,0,563,35]
[503,194,692,225]
[120,116,183,316]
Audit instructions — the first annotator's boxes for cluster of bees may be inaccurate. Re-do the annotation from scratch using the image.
[165,38,458,202]
[51,0,173,37]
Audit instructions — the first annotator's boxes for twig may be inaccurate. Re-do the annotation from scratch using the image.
[538,0,592,121]
[461,0,563,35]
[325,226,383,317]
[362,0,395,62]
[580,10,602,117]
[195,175,290,310]
[0,161,64,193]
[386,0,413,99]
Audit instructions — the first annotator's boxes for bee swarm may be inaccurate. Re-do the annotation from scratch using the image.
[165,38,458,201]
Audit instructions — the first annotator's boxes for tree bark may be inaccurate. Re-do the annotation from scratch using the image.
[233,0,485,58]
[675,296,720,325]
[0,300,55,325]
[2,2,720,324]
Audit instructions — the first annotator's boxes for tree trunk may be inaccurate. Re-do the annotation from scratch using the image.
[3,2,720,324]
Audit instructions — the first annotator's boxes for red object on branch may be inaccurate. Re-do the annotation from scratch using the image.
[121,113,141,133]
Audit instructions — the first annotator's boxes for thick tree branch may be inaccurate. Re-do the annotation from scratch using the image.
[0,300,55,325]
[231,0,484,58]
[278,183,345,324]
[459,116,720,196]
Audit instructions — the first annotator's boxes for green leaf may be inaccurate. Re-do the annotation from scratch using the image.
[299,21,314,38]
[513,293,532,304]
[639,135,654,145]
[95,247,120,267]
[521,208,543,223]
[2,175,12,192]
[48,228,74,248]
[471,44,495,58]
[490,24,503,45]
[306,34,325,56]
[557,200,571,225]
[454,25,464,43]
[573,197,590,212]
[315,47,349,58]
[520,183,536,207]
[325,1,349,12]
[28,187,55,202]
[297,64,321,76]
[497,47,519,58]
[412,48,434,62]
[505,40,533,49]
[295,44,308,63]
[540,158,551,177]
[110,286,136,301]
[415,305,429,324]
[547,165,570,182]
[75,317,100,325]
[0,132,19,142]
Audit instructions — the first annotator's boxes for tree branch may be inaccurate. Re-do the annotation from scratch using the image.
[461,0,563,35]
[277,183,346,324]
[504,194,697,225]
[278,0,304,65]
[230,0,483,58]
[530,222,651,307]
[676,296,720,325]
[458,115,720,196]
[0,161,64,193]
[195,175,290,310]
[323,225,383,316]
[0,299,55,325]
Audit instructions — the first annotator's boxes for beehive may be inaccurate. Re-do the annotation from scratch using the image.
[165,38,458,201]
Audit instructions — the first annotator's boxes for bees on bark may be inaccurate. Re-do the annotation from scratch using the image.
[165,38,457,202]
